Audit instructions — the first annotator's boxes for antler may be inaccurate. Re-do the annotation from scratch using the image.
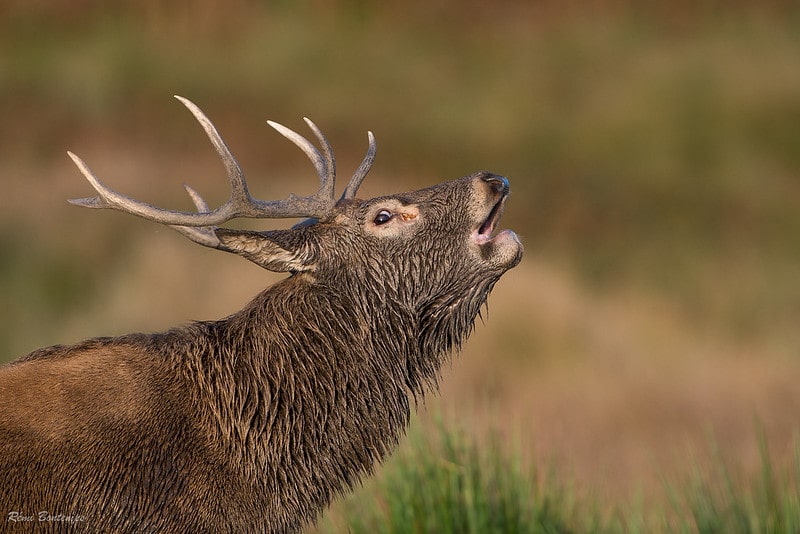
[68,96,376,247]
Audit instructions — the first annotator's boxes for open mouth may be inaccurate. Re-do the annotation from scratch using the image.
[474,193,508,244]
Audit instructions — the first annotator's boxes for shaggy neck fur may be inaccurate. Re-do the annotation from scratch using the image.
[166,265,493,531]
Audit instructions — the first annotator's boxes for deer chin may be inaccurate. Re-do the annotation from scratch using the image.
[471,194,523,269]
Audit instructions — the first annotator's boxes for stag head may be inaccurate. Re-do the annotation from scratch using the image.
[69,97,522,350]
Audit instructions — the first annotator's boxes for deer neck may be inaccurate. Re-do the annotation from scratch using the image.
[183,276,417,489]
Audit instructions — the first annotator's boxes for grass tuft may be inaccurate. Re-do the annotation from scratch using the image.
[319,420,615,534]
[666,430,800,533]
[318,422,800,534]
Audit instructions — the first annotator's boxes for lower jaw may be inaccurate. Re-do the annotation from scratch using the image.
[474,230,523,268]
[473,228,519,246]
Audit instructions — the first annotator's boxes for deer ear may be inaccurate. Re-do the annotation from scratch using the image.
[214,228,317,273]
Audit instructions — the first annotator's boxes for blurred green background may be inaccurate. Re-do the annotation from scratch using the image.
[1,0,799,515]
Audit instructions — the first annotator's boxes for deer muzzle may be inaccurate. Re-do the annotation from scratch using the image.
[472,173,523,269]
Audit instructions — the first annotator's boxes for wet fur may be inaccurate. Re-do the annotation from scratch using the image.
[0,174,521,532]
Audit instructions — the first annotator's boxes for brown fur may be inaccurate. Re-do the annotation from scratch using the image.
[0,171,522,532]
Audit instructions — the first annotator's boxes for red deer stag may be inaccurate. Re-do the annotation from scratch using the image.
[0,96,523,533]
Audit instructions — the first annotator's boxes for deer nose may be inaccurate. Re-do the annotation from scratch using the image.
[481,174,509,196]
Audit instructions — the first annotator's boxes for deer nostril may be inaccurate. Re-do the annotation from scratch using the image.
[482,174,509,195]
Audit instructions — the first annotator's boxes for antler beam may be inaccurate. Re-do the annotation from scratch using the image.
[68,96,376,231]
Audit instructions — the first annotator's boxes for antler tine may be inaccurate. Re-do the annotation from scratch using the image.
[265,120,327,183]
[174,96,250,204]
[67,151,196,220]
[302,118,336,199]
[182,183,211,213]
[168,184,222,248]
[341,131,376,200]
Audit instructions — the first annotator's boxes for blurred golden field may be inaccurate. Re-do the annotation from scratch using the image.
[2,1,799,518]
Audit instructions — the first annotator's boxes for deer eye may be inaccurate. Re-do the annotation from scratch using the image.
[373,210,393,225]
